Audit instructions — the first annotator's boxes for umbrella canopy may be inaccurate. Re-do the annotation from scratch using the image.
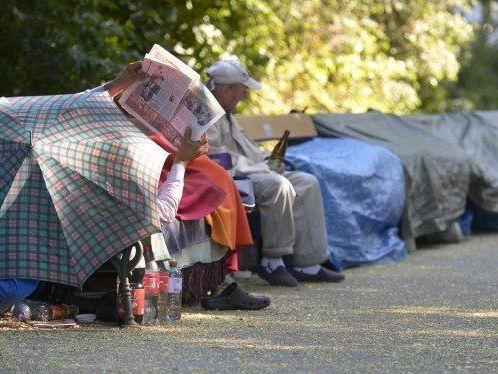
[0,91,168,287]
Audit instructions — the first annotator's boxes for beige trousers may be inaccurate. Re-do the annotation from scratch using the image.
[248,171,329,267]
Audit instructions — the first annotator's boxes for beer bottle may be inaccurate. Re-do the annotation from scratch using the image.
[268,130,290,172]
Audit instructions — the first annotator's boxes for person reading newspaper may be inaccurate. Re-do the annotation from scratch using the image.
[206,59,345,287]
[94,60,270,310]
[119,45,225,151]
[1,61,209,311]
[87,61,209,222]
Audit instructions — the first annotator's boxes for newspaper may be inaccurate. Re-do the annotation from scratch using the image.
[119,44,224,150]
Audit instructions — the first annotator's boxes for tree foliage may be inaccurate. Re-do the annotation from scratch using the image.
[453,0,498,110]
[0,0,493,115]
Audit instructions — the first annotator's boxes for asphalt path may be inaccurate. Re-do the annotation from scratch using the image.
[1,233,497,373]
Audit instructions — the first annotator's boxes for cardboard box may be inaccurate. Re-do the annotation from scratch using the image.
[234,113,317,141]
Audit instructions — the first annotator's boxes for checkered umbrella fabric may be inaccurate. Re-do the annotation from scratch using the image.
[0,91,168,287]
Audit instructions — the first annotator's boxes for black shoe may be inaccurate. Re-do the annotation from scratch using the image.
[201,282,270,310]
[255,265,298,287]
[289,267,345,283]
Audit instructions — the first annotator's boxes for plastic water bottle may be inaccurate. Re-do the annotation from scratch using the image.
[164,260,182,322]
[142,246,160,325]
[157,264,169,322]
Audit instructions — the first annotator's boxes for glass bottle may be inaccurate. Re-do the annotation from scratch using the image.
[267,129,290,172]
[31,303,79,321]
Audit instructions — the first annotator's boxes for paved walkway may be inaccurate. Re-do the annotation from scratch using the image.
[1,233,497,373]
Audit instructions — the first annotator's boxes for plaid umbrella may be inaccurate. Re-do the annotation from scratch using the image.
[0,91,168,287]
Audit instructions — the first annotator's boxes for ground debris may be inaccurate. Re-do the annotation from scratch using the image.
[0,315,32,330]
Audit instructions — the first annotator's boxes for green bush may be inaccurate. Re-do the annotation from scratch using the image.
[0,0,494,113]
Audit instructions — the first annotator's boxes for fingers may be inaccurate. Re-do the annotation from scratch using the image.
[198,143,209,154]
[182,128,210,146]
[130,60,142,71]
[196,133,208,147]
[149,71,162,79]
[192,144,209,159]
[126,61,142,76]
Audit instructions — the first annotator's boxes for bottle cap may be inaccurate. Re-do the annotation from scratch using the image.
[169,260,177,267]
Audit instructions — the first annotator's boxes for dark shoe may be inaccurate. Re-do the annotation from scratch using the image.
[201,282,270,310]
[289,267,345,283]
[255,265,298,287]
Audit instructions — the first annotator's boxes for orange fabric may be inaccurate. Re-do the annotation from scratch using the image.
[194,156,254,252]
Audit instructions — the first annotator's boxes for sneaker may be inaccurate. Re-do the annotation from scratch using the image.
[255,265,298,287]
[289,267,345,283]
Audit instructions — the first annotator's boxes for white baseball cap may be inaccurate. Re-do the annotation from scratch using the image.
[207,59,262,89]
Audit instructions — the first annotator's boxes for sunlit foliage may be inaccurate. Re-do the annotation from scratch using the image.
[0,0,493,114]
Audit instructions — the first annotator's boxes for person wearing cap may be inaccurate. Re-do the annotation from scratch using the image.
[206,59,345,287]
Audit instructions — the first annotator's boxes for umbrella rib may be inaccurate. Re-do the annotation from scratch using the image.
[0,157,33,218]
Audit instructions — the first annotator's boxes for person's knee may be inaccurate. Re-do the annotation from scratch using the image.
[270,174,294,195]
[308,174,320,189]
[301,172,318,185]
[256,173,295,201]
[291,171,320,190]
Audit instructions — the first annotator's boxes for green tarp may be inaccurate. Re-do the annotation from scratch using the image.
[404,111,498,213]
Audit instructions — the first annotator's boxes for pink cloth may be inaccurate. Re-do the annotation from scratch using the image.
[225,252,239,273]
[150,134,226,220]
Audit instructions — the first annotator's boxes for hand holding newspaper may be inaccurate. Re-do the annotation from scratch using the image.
[119,44,225,150]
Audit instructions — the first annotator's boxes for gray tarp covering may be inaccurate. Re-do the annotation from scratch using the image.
[404,111,498,213]
[476,111,498,130]
[312,111,472,242]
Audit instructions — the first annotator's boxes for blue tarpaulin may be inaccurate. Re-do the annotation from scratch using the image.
[0,279,39,313]
[287,137,407,270]
[0,279,38,303]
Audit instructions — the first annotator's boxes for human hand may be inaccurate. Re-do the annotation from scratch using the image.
[277,162,286,175]
[104,61,146,97]
[173,128,209,166]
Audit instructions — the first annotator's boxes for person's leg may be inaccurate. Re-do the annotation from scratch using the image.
[249,172,296,258]
[286,171,344,283]
[286,171,329,267]
[249,172,298,286]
